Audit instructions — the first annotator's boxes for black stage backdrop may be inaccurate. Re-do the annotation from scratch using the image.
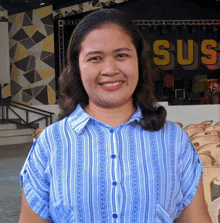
[54,0,220,105]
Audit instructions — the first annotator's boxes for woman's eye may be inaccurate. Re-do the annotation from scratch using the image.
[117,53,127,58]
[90,56,100,61]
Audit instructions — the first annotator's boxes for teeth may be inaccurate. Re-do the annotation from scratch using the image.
[103,82,122,87]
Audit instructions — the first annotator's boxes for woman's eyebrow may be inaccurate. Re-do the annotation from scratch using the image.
[114,47,131,52]
[85,51,103,56]
[85,47,131,57]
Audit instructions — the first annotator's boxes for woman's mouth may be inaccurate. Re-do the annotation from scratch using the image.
[100,81,123,91]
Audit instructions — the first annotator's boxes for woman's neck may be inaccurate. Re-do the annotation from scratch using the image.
[84,102,136,128]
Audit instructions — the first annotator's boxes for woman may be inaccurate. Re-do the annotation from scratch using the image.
[19,9,211,222]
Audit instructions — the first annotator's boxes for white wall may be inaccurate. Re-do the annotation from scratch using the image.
[159,102,220,127]
[31,105,60,125]
[0,22,10,87]
[1,103,219,128]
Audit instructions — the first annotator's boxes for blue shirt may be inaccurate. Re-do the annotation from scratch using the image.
[20,104,203,222]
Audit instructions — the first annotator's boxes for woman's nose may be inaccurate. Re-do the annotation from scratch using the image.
[101,58,119,76]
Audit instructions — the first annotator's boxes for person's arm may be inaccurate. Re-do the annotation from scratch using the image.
[174,177,212,223]
[19,190,51,223]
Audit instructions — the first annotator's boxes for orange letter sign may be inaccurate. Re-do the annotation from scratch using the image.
[153,40,171,66]
[201,40,217,65]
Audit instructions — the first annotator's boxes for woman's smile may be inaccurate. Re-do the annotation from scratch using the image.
[99,81,124,91]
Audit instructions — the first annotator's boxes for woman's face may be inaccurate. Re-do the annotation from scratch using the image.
[78,23,139,109]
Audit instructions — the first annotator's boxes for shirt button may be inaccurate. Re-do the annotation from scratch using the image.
[112,181,117,186]
[113,213,118,218]
[109,129,114,133]
[111,154,116,159]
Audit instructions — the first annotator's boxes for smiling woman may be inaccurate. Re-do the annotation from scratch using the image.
[59,8,166,131]
[19,8,212,223]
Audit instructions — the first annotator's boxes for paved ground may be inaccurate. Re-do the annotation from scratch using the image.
[0,143,32,223]
[0,142,220,222]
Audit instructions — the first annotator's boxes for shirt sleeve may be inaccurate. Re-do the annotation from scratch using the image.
[178,130,204,212]
[19,136,53,222]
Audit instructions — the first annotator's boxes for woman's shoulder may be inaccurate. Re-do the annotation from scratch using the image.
[158,120,188,141]
[161,120,184,132]
[35,117,69,144]
[39,117,67,134]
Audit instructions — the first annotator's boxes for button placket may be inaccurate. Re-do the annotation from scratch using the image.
[109,129,119,220]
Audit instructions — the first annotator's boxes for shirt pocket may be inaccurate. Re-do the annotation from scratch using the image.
[155,203,172,223]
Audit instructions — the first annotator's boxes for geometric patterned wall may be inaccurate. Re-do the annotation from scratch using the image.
[0,5,8,22]
[8,5,55,105]
[6,0,128,105]
[53,0,128,19]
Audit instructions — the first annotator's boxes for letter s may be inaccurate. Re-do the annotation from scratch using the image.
[153,40,170,66]
[201,40,217,65]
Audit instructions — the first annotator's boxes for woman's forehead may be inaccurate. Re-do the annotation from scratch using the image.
[79,23,134,51]
[82,23,132,42]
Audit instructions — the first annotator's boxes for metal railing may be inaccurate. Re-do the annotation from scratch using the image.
[1,98,54,129]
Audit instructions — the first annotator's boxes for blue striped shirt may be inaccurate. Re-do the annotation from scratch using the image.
[20,104,203,222]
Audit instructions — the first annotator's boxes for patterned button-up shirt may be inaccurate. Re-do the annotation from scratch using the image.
[20,104,203,222]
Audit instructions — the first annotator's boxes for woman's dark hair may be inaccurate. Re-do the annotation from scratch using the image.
[58,8,166,131]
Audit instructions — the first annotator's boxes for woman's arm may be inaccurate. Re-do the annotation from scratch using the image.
[174,177,212,223]
[19,190,51,223]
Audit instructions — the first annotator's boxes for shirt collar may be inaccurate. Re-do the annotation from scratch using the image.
[126,106,142,124]
[68,104,91,134]
[68,104,142,134]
